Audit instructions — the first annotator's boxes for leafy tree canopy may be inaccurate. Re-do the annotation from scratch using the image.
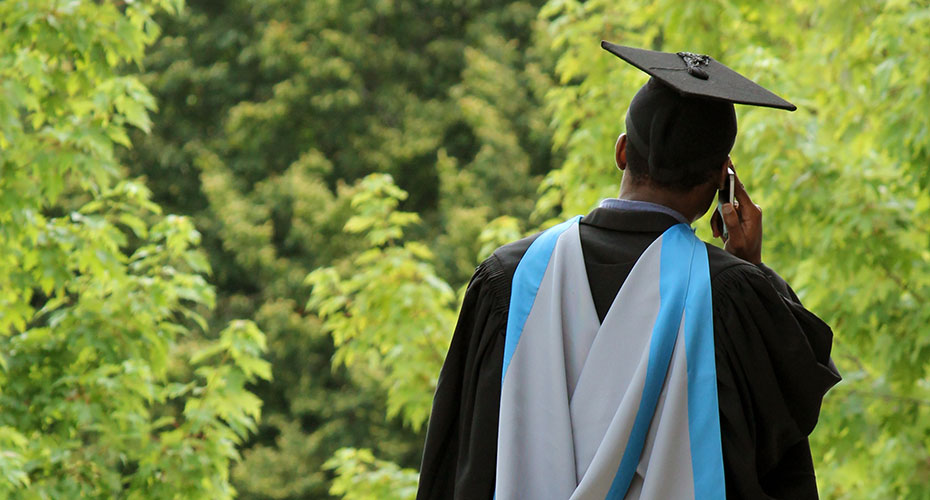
[123,0,559,497]
[0,0,268,497]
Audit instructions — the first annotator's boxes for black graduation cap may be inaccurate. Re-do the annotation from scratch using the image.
[600,41,795,189]
[601,41,796,111]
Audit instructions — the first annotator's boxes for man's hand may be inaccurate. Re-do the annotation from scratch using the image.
[711,168,763,264]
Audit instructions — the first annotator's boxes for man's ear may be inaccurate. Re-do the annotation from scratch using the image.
[615,134,627,171]
[719,157,731,189]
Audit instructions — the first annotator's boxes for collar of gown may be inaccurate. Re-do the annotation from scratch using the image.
[598,198,691,225]
[581,205,681,234]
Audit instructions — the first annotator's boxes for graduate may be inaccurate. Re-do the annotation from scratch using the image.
[416,43,841,500]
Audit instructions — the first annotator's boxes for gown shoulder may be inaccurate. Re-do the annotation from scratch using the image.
[705,244,841,499]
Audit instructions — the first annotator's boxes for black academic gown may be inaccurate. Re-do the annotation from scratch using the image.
[417,207,841,500]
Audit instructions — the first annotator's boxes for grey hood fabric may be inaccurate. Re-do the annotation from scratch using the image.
[496,219,724,499]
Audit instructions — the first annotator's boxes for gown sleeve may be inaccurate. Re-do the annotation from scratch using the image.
[712,263,841,500]
[416,257,508,500]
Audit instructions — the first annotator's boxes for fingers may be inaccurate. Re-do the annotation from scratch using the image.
[711,208,722,238]
[731,169,759,216]
[720,202,744,246]
[719,162,763,263]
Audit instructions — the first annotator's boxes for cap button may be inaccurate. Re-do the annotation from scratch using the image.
[677,51,711,80]
[688,66,709,79]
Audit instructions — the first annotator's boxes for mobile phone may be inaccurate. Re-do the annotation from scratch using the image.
[717,167,735,240]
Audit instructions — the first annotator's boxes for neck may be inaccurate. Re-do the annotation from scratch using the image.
[618,177,715,223]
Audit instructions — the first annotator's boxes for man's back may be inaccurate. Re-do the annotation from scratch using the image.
[417,207,840,499]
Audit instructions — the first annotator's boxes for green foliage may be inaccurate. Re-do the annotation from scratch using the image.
[324,448,418,500]
[307,174,456,432]
[194,140,408,499]
[541,0,930,497]
[121,0,559,497]
[298,1,930,497]
[306,174,457,496]
[52,0,927,497]
[478,215,526,262]
[0,0,268,498]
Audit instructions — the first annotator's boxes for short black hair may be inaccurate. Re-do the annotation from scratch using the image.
[624,78,737,191]
[624,136,721,190]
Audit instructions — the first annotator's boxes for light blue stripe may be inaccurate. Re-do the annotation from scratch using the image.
[500,219,724,499]
[502,216,582,384]
[684,236,726,499]
[606,224,695,499]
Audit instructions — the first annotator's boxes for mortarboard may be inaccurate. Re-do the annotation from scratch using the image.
[600,41,796,111]
[600,41,795,189]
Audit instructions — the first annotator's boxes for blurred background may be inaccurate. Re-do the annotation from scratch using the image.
[1,0,929,498]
